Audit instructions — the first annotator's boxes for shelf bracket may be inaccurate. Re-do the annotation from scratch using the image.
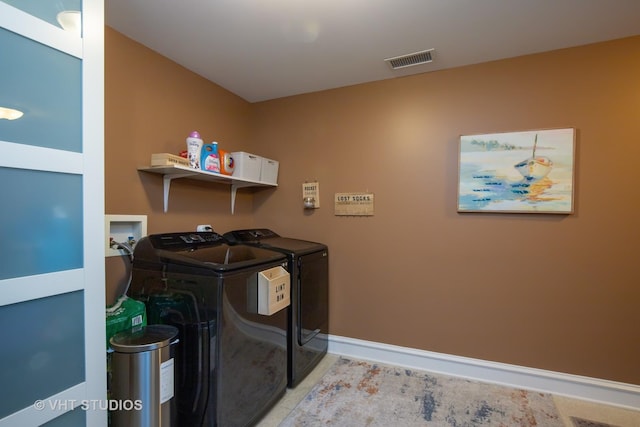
[230,182,254,214]
[231,185,238,215]
[162,173,193,212]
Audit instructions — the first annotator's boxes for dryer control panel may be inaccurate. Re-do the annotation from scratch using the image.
[224,228,280,243]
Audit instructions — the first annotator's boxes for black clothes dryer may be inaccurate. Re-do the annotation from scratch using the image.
[223,229,328,388]
[129,231,289,427]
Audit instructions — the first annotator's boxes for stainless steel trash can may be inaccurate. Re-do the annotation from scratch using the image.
[110,325,179,427]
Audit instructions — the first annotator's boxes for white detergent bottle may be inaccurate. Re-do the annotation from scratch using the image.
[186,131,203,169]
[201,141,221,173]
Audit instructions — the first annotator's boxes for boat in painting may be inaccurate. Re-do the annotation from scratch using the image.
[514,134,553,181]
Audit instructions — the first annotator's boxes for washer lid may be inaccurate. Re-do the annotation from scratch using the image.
[158,244,286,271]
[134,232,287,272]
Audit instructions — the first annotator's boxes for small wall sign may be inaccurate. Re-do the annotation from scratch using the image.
[302,181,320,208]
[334,192,374,216]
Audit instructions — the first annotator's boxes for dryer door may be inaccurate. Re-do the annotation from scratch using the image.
[297,250,329,345]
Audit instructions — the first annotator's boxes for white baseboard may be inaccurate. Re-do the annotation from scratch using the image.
[328,335,640,411]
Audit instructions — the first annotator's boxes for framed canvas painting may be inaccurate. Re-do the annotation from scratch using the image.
[457,128,576,214]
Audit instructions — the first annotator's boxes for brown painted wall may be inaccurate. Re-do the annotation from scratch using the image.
[250,36,640,384]
[104,28,263,302]
[105,27,640,384]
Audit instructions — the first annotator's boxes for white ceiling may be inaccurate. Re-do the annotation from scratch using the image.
[105,0,640,103]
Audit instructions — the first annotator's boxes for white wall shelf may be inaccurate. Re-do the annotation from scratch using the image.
[139,165,277,214]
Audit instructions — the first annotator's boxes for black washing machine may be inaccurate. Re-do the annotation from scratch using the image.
[224,229,328,388]
[129,231,289,427]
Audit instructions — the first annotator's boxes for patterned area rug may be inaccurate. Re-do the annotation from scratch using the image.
[281,358,564,426]
[571,418,620,427]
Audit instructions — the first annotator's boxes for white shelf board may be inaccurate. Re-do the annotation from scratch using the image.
[138,165,277,213]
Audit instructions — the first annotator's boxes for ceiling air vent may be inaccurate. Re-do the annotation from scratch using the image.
[385,49,434,70]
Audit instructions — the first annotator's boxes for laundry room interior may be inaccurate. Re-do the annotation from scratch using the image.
[105,20,640,391]
[4,0,640,425]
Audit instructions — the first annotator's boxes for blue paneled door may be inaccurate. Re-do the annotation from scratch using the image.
[0,1,105,426]
[0,168,83,280]
[0,292,85,418]
[0,27,82,152]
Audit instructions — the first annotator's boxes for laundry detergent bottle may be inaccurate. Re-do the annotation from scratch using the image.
[201,141,221,173]
[186,131,203,169]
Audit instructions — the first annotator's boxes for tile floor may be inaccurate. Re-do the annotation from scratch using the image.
[256,354,640,427]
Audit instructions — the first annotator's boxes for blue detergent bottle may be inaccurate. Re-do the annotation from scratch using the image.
[201,141,221,173]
